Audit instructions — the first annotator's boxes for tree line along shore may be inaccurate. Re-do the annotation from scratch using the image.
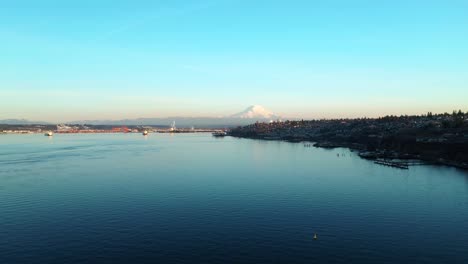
[228,111,468,170]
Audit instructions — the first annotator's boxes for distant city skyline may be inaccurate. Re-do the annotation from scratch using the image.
[1,0,467,122]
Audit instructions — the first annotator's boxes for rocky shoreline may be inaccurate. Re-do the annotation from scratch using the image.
[228,113,468,170]
[233,135,468,170]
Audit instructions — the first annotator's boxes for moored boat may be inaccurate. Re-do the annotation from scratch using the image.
[212,131,227,137]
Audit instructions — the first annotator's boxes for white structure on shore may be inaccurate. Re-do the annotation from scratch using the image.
[170,121,176,132]
[57,124,72,132]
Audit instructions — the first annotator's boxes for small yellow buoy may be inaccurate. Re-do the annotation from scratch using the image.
[313,233,318,240]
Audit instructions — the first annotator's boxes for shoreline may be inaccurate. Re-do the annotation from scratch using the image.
[2,124,467,170]
[0,130,223,135]
[229,135,468,170]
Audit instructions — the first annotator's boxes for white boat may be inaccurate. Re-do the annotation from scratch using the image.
[212,131,227,137]
[142,130,148,135]
[44,131,53,136]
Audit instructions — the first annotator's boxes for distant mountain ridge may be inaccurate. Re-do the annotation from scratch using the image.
[0,119,50,125]
[70,105,281,127]
[1,106,282,127]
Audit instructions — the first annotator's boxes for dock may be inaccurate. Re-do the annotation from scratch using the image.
[374,159,409,169]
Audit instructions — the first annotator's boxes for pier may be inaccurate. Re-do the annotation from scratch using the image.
[374,159,409,169]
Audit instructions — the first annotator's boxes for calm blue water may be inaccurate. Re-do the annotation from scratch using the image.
[1,133,467,263]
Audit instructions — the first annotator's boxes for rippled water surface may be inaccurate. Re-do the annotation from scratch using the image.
[1,133,468,263]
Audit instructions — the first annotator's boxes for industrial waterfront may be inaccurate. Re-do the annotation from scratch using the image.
[0,123,225,135]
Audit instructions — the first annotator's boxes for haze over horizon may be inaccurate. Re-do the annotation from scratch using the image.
[1,0,467,122]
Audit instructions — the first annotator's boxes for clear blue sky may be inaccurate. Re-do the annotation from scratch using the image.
[1,0,467,122]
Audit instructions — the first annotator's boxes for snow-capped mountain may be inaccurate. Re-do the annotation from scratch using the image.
[67,105,281,127]
[229,105,279,119]
[2,106,282,127]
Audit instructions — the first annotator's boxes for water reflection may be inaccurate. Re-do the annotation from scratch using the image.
[0,133,467,264]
